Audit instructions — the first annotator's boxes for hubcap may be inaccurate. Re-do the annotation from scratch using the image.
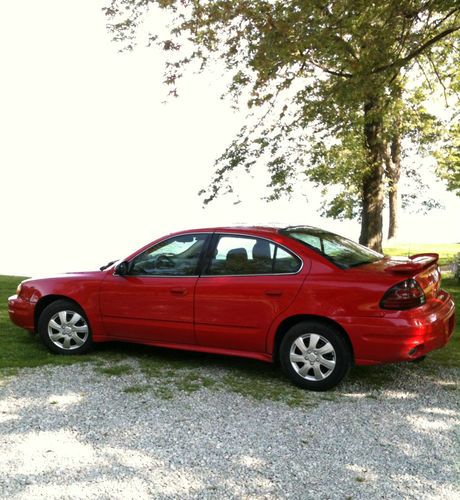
[47,310,89,351]
[289,333,336,381]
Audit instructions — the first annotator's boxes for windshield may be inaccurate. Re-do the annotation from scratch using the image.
[280,226,383,269]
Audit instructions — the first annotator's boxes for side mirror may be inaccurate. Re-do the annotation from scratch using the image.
[115,261,129,276]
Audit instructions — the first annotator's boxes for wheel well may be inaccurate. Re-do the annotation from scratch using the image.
[272,314,354,364]
[34,295,83,331]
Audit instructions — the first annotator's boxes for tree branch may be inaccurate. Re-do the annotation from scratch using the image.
[372,24,460,75]
[433,7,460,30]
[307,58,353,78]
[425,53,449,106]
[331,35,360,62]
[415,59,435,92]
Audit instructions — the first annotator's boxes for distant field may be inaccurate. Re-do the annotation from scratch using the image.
[384,243,460,266]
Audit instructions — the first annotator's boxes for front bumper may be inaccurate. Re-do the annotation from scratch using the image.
[8,295,35,331]
[338,290,456,365]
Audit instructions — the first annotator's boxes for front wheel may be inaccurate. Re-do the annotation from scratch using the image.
[38,300,93,355]
[279,321,351,391]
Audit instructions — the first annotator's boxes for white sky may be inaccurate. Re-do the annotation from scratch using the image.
[1,0,459,276]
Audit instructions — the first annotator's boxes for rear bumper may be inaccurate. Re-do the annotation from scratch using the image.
[8,295,35,331]
[337,290,456,365]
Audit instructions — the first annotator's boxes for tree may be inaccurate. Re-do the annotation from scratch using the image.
[436,74,460,195]
[378,81,443,239]
[105,0,460,252]
[306,81,444,239]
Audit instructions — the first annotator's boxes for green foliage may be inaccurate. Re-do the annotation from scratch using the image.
[105,1,459,225]
[436,120,460,195]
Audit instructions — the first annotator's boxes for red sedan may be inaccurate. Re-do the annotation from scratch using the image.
[8,226,456,390]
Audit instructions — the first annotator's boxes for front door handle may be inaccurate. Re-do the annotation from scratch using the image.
[170,287,187,296]
[265,290,283,297]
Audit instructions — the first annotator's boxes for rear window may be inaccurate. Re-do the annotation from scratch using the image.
[280,226,382,269]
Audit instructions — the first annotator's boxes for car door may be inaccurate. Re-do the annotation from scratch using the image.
[100,233,210,344]
[194,234,306,353]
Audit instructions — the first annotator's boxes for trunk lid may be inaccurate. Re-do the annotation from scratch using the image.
[357,253,441,301]
[383,253,439,274]
[383,253,441,300]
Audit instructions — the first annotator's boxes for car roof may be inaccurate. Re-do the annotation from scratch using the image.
[127,226,302,262]
[174,225,321,236]
[171,225,299,238]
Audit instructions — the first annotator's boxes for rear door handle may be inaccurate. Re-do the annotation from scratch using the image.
[265,290,283,297]
[170,287,187,296]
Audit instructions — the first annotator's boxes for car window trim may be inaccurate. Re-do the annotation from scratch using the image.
[201,232,304,277]
[199,232,220,275]
[114,232,213,278]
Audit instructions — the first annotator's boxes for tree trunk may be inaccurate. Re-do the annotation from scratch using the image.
[359,99,384,253]
[388,181,398,239]
[386,83,402,241]
[387,134,401,240]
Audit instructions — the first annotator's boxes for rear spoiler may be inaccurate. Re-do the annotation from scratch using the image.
[385,253,439,274]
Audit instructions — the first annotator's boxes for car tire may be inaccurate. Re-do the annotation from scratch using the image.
[279,321,351,391]
[38,299,93,355]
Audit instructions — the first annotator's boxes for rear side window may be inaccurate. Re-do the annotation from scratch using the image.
[274,247,300,273]
[207,235,301,275]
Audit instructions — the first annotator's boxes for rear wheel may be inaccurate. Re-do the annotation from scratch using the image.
[279,321,351,391]
[38,300,93,355]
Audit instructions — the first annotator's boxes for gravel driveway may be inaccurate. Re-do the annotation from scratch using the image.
[0,358,458,499]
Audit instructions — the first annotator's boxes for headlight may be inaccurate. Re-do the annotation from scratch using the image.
[16,283,22,296]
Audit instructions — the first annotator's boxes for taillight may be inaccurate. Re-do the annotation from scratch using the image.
[380,279,426,310]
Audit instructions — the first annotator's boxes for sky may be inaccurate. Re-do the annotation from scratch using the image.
[1,0,459,277]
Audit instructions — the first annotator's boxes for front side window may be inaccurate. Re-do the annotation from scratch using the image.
[280,226,382,269]
[130,234,207,276]
[207,235,301,275]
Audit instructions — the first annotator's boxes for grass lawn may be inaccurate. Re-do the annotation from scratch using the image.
[1,272,458,403]
[384,243,460,266]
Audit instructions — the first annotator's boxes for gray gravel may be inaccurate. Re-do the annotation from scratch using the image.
[0,360,458,499]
